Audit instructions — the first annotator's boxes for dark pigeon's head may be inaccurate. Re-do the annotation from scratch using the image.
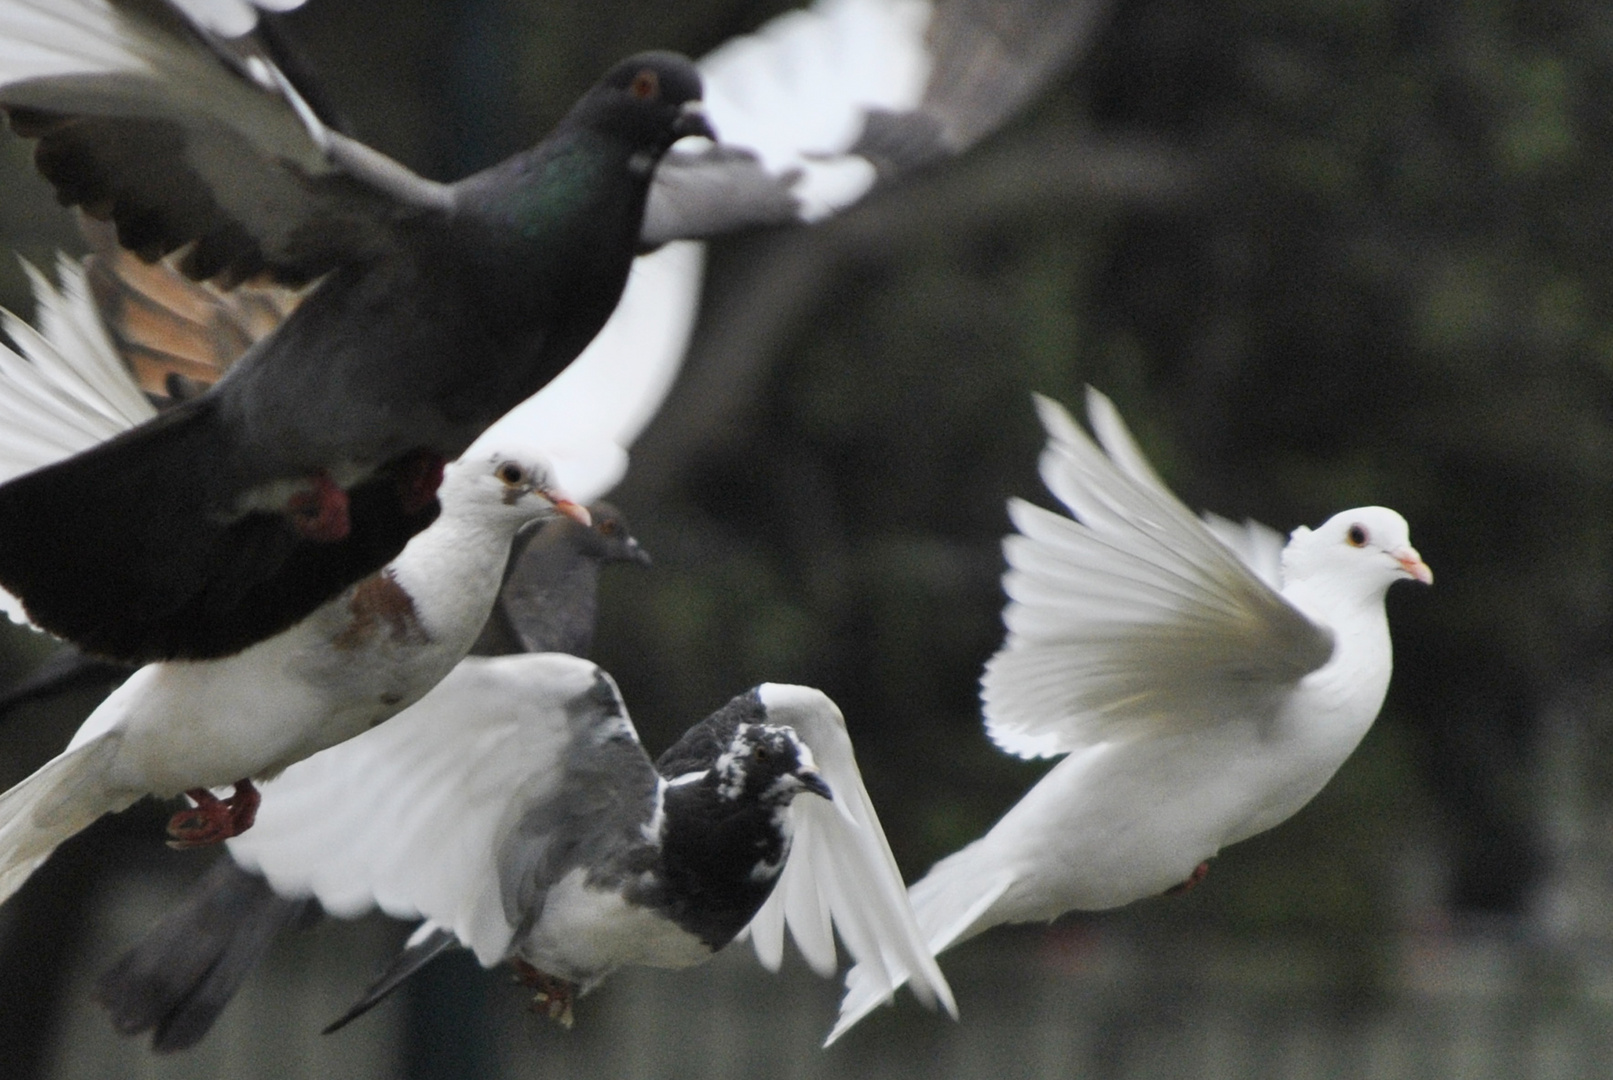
[574,52,715,153]
[711,722,831,809]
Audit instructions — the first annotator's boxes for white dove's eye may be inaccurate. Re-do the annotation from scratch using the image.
[1346,524,1368,547]
[495,462,526,485]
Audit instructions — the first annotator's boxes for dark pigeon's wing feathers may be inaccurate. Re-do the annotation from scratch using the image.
[0,0,448,287]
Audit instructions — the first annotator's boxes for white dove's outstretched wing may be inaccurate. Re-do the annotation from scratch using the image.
[226,654,616,966]
[742,684,956,1045]
[981,389,1335,759]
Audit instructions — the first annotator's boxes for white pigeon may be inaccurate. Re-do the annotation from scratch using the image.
[0,427,589,906]
[832,388,1431,1039]
[217,653,954,1042]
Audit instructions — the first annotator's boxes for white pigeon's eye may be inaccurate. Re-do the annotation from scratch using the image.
[495,462,527,486]
[1346,524,1368,547]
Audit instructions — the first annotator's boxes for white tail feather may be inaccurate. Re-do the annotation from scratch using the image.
[0,732,130,905]
[829,843,1015,1042]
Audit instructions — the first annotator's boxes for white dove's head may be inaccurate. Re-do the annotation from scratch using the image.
[1281,507,1432,600]
[438,444,591,529]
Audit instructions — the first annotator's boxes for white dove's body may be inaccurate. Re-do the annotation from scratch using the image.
[0,447,577,906]
[833,390,1429,1040]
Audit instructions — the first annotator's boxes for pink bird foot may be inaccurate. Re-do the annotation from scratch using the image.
[166,779,261,848]
[1163,861,1211,897]
[287,471,351,541]
[512,958,577,1028]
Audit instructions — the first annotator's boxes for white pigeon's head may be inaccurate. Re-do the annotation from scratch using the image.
[437,444,591,530]
[1282,507,1432,600]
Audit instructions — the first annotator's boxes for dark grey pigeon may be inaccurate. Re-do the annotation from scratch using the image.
[99,656,952,1046]
[0,0,711,664]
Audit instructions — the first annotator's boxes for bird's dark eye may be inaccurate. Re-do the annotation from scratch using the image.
[754,745,771,762]
[629,69,659,101]
[1346,524,1368,547]
[599,519,619,535]
[496,462,526,485]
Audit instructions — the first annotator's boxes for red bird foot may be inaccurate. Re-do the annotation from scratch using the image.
[287,471,351,541]
[1163,861,1211,897]
[512,959,577,1028]
[166,780,261,849]
[394,450,446,515]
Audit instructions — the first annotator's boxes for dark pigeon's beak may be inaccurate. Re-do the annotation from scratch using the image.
[796,768,832,802]
[673,101,716,142]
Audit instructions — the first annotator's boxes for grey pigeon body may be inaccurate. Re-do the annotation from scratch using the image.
[0,1,710,663]
[99,657,950,1046]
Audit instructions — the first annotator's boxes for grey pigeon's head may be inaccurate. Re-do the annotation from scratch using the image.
[570,52,715,153]
[439,445,591,531]
[569,502,651,567]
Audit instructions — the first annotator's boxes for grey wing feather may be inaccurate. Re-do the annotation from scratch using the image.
[321,926,458,1035]
[95,858,315,1052]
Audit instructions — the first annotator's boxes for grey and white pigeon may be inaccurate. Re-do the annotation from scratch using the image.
[101,653,954,1044]
[831,389,1431,1039]
[0,0,712,664]
[0,439,587,907]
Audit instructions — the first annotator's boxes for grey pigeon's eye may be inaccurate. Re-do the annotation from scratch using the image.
[1346,524,1368,547]
[496,462,527,486]
[599,519,619,536]
[629,69,660,101]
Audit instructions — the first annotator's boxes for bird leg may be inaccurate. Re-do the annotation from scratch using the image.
[393,450,446,515]
[286,471,351,542]
[1163,861,1211,896]
[511,959,577,1028]
[166,779,262,849]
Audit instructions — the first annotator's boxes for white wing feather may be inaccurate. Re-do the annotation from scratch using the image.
[980,390,1334,759]
[226,654,609,967]
[744,684,956,1045]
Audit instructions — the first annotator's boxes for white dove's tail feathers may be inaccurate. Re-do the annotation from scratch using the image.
[0,733,128,905]
[831,844,1015,1042]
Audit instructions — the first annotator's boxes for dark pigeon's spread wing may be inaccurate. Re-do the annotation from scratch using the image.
[0,0,450,286]
[641,0,1110,246]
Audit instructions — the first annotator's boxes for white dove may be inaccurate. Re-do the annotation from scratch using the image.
[0,435,588,907]
[833,388,1431,1039]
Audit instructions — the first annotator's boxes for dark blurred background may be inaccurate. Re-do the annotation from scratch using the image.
[1,0,1610,1077]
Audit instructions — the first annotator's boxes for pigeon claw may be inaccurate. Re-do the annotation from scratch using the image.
[287,471,351,542]
[1163,860,1211,897]
[394,450,446,515]
[511,959,577,1028]
[166,779,262,849]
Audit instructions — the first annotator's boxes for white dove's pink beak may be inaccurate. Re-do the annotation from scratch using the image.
[546,493,592,527]
[1394,547,1433,585]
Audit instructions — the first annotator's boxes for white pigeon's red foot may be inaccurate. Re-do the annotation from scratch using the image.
[512,958,577,1028]
[286,472,351,542]
[1163,861,1211,897]
[166,780,261,849]
[394,450,447,516]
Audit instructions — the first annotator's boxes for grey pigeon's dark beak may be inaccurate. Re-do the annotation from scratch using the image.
[674,101,716,142]
[797,768,832,802]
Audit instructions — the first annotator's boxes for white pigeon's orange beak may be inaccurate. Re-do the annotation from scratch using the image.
[1394,546,1433,585]
[546,493,592,528]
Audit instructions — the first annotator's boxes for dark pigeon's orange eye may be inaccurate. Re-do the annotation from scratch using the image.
[629,69,659,100]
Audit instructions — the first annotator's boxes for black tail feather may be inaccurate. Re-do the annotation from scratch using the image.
[323,927,459,1035]
[0,397,439,663]
[96,859,317,1053]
